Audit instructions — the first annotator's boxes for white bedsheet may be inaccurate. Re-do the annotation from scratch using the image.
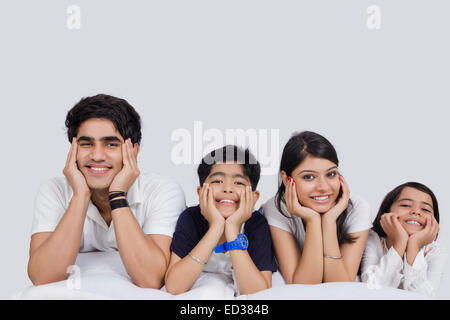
[13,251,429,300]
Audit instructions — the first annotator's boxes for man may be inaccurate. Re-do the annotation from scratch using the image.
[28,94,186,289]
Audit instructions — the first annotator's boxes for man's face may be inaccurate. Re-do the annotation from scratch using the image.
[75,118,125,191]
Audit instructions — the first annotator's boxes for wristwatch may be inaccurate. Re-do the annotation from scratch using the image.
[214,234,249,253]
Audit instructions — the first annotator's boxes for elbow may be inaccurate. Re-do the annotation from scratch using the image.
[134,275,164,289]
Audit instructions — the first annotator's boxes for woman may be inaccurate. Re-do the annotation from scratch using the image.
[263,131,372,284]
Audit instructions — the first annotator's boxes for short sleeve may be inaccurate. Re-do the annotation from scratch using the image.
[344,194,373,234]
[262,196,294,235]
[246,212,278,272]
[141,178,186,236]
[31,178,68,236]
[170,207,205,259]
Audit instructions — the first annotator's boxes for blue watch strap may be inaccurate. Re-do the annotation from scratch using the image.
[214,242,227,253]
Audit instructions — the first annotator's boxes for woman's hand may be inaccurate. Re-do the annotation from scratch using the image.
[322,174,350,223]
[285,177,320,223]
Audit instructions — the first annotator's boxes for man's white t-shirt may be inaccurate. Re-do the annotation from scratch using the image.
[31,172,186,252]
[262,194,373,252]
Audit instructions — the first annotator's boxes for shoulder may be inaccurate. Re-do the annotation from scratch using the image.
[137,172,186,205]
[175,205,205,229]
[424,240,449,258]
[36,177,72,202]
[138,172,184,193]
[246,210,269,229]
[344,194,373,233]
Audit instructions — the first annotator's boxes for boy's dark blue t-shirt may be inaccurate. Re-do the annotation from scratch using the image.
[170,205,278,272]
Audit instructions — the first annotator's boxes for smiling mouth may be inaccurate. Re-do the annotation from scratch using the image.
[86,166,111,175]
[310,195,331,203]
[405,220,423,227]
[217,199,238,206]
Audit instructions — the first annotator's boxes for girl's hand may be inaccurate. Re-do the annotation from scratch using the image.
[285,177,320,223]
[322,174,350,223]
[408,215,439,250]
[380,212,409,256]
[199,183,225,229]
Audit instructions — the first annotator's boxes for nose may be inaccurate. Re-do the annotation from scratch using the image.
[223,181,233,194]
[90,144,106,162]
[316,176,331,193]
[410,208,422,216]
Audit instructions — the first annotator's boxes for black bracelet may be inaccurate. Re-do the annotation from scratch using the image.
[110,198,129,211]
[108,191,127,201]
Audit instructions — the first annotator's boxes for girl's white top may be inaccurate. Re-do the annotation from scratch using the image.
[361,230,448,297]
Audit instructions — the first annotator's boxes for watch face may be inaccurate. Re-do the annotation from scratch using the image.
[239,234,249,249]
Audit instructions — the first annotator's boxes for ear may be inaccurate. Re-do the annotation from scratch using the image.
[133,143,140,157]
[280,170,288,187]
[252,190,260,203]
[197,186,202,197]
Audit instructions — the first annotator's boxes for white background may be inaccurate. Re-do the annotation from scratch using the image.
[0,0,449,299]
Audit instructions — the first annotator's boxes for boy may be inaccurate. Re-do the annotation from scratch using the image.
[165,145,277,295]
[28,94,186,288]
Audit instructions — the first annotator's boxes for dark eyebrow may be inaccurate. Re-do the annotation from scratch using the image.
[209,172,249,181]
[298,166,338,175]
[398,198,433,208]
[77,136,122,143]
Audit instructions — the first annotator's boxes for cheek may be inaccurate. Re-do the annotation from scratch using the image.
[294,180,312,203]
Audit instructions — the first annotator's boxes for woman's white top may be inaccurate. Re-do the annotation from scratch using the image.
[361,230,448,297]
[262,194,373,252]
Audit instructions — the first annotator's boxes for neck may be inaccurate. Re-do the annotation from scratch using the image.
[90,188,110,214]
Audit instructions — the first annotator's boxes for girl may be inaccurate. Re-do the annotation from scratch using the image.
[361,182,447,297]
[263,131,372,284]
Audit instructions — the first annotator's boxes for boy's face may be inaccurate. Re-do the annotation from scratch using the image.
[200,162,257,219]
[75,118,136,191]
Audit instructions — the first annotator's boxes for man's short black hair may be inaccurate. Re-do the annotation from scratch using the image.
[65,94,142,144]
[197,145,261,191]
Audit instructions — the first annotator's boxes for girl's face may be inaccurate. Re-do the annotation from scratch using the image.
[389,187,434,236]
[285,156,341,214]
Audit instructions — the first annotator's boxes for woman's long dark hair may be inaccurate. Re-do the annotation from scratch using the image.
[372,182,440,238]
[275,131,357,244]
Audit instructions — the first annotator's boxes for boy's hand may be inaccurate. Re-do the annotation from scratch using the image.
[63,138,90,197]
[322,174,350,223]
[109,139,140,193]
[225,186,256,241]
[199,183,225,229]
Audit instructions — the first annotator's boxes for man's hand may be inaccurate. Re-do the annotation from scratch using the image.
[109,139,140,193]
[225,186,256,241]
[63,138,90,197]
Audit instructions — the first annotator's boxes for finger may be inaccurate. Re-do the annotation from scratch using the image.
[339,174,350,200]
[65,138,77,168]
[127,139,138,169]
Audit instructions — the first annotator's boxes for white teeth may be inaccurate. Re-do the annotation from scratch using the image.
[220,199,235,204]
[90,167,108,171]
[313,196,329,201]
[406,220,421,226]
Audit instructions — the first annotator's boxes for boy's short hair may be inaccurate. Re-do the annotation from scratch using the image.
[197,145,261,191]
[65,94,142,144]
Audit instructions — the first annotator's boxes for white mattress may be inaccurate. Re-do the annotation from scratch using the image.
[13,251,429,300]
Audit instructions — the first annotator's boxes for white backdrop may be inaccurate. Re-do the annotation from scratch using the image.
[0,0,449,299]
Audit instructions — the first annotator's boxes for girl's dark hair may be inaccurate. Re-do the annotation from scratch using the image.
[65,94,142,144]
[197,145,261,191]
[275,131,357,244]
[372,182,440,238]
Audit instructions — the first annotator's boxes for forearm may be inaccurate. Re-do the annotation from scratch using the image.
[165,224,224,294]
[322,219,352,282]
[292,218,323,284]
[28,194,89,285]
[112,207,168,289]
[229,249,270,294]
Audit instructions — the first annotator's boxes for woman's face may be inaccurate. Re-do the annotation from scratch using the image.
[286,156,341,214]
[389,187,434,236]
